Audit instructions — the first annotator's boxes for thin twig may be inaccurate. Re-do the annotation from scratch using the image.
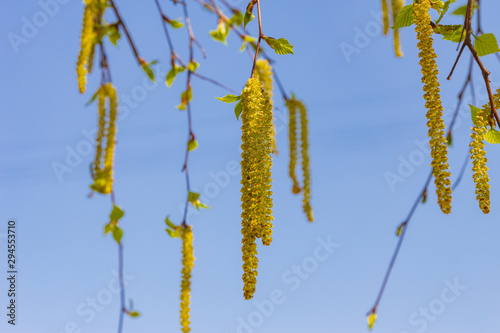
[109,0,144,65]
[250,0,262,78]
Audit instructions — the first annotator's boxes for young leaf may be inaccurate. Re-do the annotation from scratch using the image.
[484,128,500,144]
[112,226,123,244]
[107,23,121,46]
[187,61,199,72]
[435,0,457,25]
[470,104,483,127]
[188,191,200,203]
[86,88,101,106]
[110,205,125,221]
[141,63,156,82]
[104,222,115,235]
[188,138,198,151]
[474,33,500,57]
[234,100,243,120]
[166,66,185,87]
[262,37,294,55]
[392,4,414,29]
[447,132,453,146]
[434,24,463,43]
[216,94,241,103]
[228,10,244,26]
[166,227,181,238]
[128,311,141,318]
[452,3,477,17]
[367,312,377,330]
[176,88,193,110]
[243,0,256,29]
[168,19,184,29]
[209,20,230,44]
[165,216,177,229]
[240,35,257,52]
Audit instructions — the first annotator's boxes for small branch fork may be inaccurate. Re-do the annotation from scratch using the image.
[447,0,500,126]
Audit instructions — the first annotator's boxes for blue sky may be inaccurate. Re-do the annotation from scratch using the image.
[1,0,500,332]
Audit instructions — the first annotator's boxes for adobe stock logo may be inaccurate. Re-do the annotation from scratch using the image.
[7,0,71,54]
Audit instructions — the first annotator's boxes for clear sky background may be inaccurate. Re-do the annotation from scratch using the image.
[1,1,500,332]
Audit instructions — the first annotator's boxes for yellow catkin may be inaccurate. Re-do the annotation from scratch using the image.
[297,99,314,222]
[391,0,404,57]
[76,2,94,94]
[381,0,389,36]
[286,99,301,194]
[180,225,194,333]
[90,83,118,194]
[255,59,278,155]
[414,0,452,214]
[240,78,273,299]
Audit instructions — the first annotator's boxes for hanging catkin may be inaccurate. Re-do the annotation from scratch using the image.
[381,0,389,36]
[180,225,194,333]
[391,0,405,57]
[240,77,273,299]
[286,97,314,222]
[414,0,452,214]
[297,99,313,222]
[90,83,118,195]
[255,59,278,155]
[470,106,491,214]
[76,1,95,94]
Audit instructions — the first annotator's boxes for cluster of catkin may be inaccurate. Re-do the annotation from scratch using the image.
[90,83,118,195]
[77,0,105,94]
[240,77,274,300]
[180,225,194,333]
[381,0,405,57]
[414,0,452,214]
[287,97,313,222]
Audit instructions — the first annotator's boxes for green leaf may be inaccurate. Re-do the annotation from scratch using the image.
[470,104,483,127]
[110,205,125,221]
[187,61,199,72]
[166,227,181,238]
[216,94,241,103]
[452,3,477,17]
[104,222,114,235]
[474,33,500,57]
[165,216,177,229]
[234,100,243,120]
[112,226,123,244]
[176,87,193,110]
[421,188,427,204]
[128,311,141,318]
[240,35,257,52]
[209,21,230,44]
[435,0,456,24]
[188,191,200,203]
[392,4,414,29]
[243,1,256,29]
[396,222,406,237]
[168,19,184,29]
[484,128,500,144]
[166,66,185,87]
[434,24,463,43]
[106,23,121,46]
[141,63,156,82]
[188,138,198,151]
[262,37,294,55]
[228,11,244,26]
[86,88,100,106]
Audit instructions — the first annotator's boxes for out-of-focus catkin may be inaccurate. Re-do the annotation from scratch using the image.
[77,2,95,94]
[286,97,313,222]
[470,106,490,214]
[240,78,273,299]
[414,0,452,214]
[391,0,405,57]
[381,0,389,35]
[90,83,118,195]
[180,225,194,333]
[255,59,278,155]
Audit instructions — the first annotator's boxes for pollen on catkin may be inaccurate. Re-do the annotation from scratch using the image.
[90,83,118,195]
[180,225,194,333]
[255,59,278,155]
[391,0,405,57]
[240,78,273,299]
[414,0,452,214]
[381,0,389,36]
